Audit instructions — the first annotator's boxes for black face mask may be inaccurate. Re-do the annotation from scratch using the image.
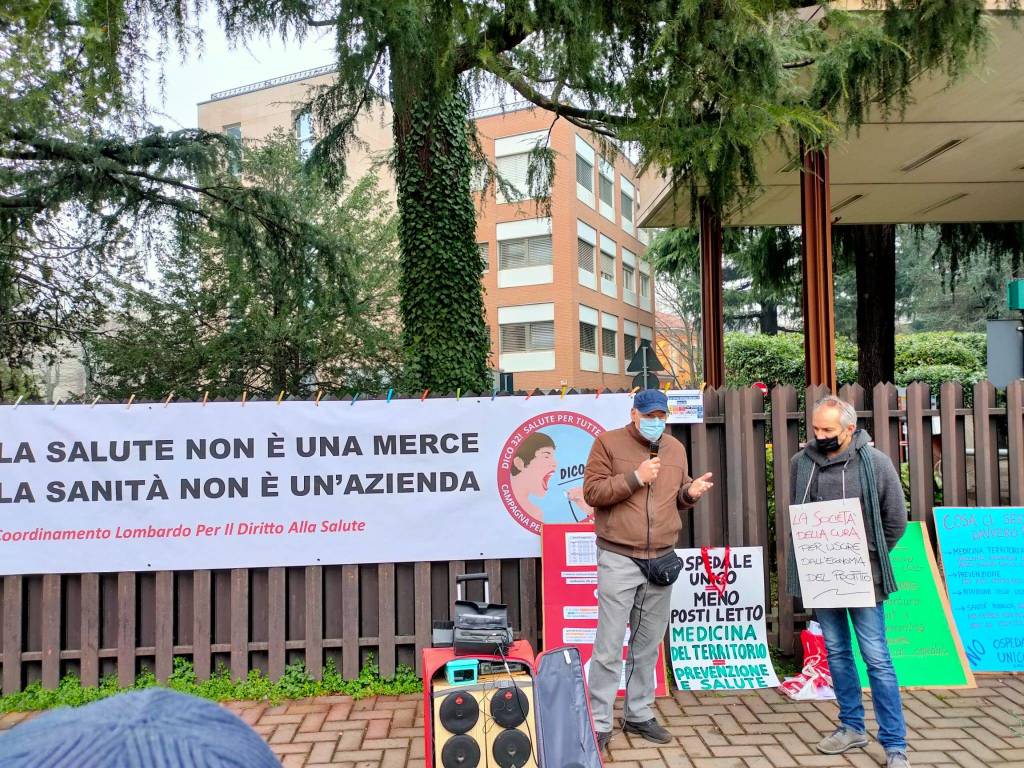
[816,435,841,453]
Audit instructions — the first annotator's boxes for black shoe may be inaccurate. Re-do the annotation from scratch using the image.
[595,730,612,753]
[623,717,671,744]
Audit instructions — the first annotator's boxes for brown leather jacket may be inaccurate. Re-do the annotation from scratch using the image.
[582,423,695,559]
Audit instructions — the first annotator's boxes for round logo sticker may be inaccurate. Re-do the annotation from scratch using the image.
[496,411,605,534]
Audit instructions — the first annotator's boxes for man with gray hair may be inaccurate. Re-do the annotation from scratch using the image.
[787,395,910,768]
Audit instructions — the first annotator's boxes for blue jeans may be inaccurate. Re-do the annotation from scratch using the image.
[815,604,907,752]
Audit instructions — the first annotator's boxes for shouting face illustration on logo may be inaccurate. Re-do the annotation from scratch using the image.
[510,433,558,518]
[497,411,603,534]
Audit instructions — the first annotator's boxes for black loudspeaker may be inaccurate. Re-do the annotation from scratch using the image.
[489,685,529,728]
[439,690,480,735]
[442,734,482,768]
[430,672,538,768]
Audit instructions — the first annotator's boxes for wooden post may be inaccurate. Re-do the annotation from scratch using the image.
[800,144,837,391]
[699,198,725,388]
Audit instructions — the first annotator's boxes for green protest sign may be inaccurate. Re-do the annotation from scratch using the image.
[852,522,974,688]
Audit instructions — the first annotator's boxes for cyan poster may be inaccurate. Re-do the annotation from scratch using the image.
[934,506,1024,672]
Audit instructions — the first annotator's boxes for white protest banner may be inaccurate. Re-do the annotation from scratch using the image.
[0,394,632,574]
[789,498,875,608]
[668,546,780,691]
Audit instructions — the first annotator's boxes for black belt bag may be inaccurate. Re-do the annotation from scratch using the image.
[631,551,684,586]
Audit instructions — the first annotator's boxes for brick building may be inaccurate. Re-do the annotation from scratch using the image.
[198,69,656,391]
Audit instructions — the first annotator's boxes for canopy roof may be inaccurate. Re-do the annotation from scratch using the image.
[638,13,1024,228]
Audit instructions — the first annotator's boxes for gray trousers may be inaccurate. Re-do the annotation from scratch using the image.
[588,548,672,732]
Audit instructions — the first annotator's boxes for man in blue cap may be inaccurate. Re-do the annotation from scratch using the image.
[583,389,713,753]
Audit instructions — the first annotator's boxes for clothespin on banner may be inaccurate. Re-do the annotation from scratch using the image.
[525,388,536,401]
[315,390,324,406]
[663,382,671,394]
[491,389,498,401]
[456,388,461,401]
[276,390,285,405]
[90,396,100,408]
[164,392,174,407]
[560,385,567,400]
[12,395,23,410]
[595,386,602,399]
[386,388,394,403]
[202,391,209,406]
[51,398,62,410]
[241,391,248,406]
[351,393,359,406]
[630,386,640,395]
[700,381,707,392]
[126,394,135,410]
[420,389,430,402]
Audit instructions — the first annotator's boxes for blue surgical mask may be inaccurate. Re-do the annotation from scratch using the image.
[638,417,666,442]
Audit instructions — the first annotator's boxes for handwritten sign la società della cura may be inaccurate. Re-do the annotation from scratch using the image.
[789,498,875,608]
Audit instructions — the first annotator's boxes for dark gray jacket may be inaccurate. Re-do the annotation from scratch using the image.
[789,429,908,602]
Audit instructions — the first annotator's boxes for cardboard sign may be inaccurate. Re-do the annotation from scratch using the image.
[934,506,1024,672]
[668,546,780,691]
[853,522,975,688]
[790,498,875,608]
[541,523,668,697]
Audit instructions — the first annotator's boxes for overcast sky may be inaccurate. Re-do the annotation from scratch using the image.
[145,10,336,130]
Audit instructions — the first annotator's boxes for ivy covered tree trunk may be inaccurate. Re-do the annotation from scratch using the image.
[849,224,897,388]
[392,86,491,393]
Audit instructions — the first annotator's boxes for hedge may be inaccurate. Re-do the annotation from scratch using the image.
[723,331,986,391]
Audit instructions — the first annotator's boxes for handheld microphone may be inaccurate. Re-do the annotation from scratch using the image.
[649,441,660,460]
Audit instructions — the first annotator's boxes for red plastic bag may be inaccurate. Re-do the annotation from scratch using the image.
[779,621,836,700]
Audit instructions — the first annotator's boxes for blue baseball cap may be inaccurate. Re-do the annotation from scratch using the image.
[633,389,668,415]
[0,688,281,768]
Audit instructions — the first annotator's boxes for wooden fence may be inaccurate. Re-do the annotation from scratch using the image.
[1,380,1022,693]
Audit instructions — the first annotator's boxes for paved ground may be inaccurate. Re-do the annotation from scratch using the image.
[2,675,1023,767]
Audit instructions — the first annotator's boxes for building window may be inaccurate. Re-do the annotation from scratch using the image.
[621,189,634,225]
[623,332,637,361]
[501,321,554,353]
[470,163,487,193]
[599,173,614,209]
[295,111,314,160]
[479,242,489,272]
[623,264,635,292]
[499,235,553,270]
[601,252,615,283]
[576,154,594,192]
[223,124,242,173]
[579,321,597,354]
[640,272,651,299]
[497,152,530,203]
[601,327,617,357]
[577,238,595,273]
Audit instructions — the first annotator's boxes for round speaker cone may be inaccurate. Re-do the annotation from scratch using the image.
[439,691,479,734]
[489,687,529,728]
[441,734,481,768]
[492,729,532,768]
